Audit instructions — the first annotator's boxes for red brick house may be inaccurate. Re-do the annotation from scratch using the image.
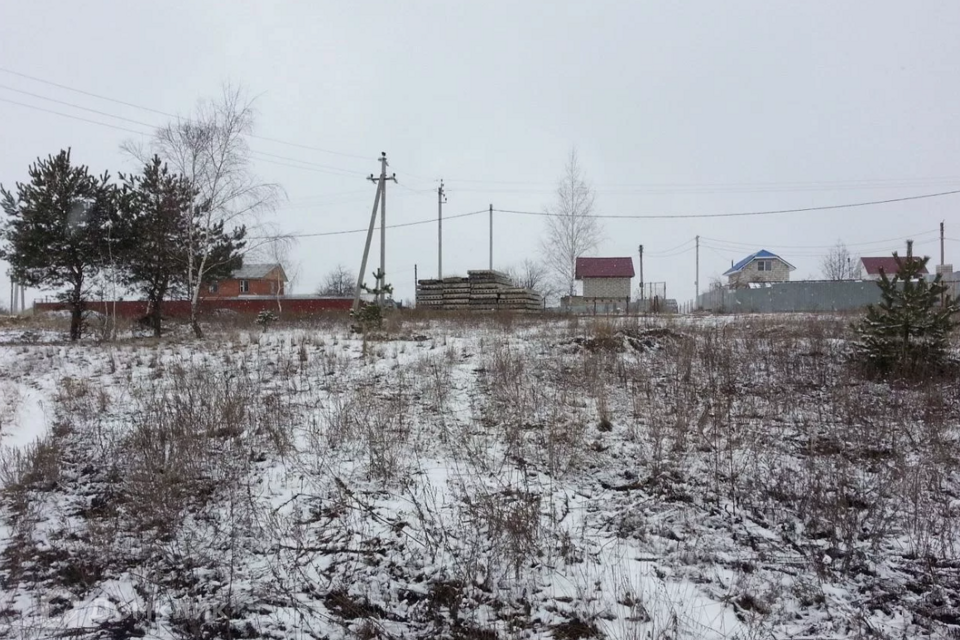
[205,263,288,298]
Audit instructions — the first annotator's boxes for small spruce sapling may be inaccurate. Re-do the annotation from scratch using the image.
[351,268,393,333]
[255,310,278,332]
[853,246,959,377]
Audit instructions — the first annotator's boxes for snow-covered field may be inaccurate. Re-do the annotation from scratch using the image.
[0,314,958,639]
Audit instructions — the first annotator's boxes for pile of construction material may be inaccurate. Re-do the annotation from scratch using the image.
[416,270,542,311]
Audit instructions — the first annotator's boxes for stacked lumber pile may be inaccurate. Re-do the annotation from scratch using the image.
[416,270,541,311]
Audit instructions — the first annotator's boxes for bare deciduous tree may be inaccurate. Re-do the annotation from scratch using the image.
[318,264,355,297]
[505,259,558,307]
[820,240,859,281]
[539,149,603,298]
[123,85,283,337]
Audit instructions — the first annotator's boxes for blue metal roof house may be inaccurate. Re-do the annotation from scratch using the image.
[723,250,795,286]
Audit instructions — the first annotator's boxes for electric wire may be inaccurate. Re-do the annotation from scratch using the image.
[0,66,371,160]
[494,190,960,220]
[248,208,489,240]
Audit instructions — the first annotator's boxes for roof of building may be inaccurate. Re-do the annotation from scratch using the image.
[575,257,636,279]
[860,256,929,276]
[230,263,287,280]
[723,250,796,276]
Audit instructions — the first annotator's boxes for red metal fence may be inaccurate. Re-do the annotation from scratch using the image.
[34,297,353,319]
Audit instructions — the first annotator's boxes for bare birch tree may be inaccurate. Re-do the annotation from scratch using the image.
[539,149,603,297]
[820,240,858,280]
[123,85,282,337]
[261,234,296,314]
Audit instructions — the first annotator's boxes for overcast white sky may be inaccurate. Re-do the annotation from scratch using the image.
[2,1,960,305]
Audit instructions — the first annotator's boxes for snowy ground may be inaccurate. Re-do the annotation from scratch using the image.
[0,313,958,639]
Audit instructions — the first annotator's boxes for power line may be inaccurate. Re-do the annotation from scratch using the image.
[248,150,366,177]
[249,208,489,240]
[0,65,372,160]
[0,84,158,128]
[0,96,149,136]
[0,66,175,117]
[700,237,941,258]
[8,67,960,194]
[0,90,374,178]
[700,229,940,250]
[449,179,960,195]
[284,189,372,204]
[645,239,699,258]
[447,176,960,189]
[647,245,698,259]
[494,190,960,220]
[645,238,696,254]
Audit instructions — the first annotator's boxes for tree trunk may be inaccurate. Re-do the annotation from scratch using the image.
[189,275,203,338]
[70,304,83,341]
[190,254,207,339]
[150,282,169,339]
[152,300,163,338]
[190,301,202,338]
[69,280,84,341]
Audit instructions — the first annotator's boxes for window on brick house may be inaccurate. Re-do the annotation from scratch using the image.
[270,281,277,294]
[757,260,773,272]
[208,282,219,293]
[240,280,250,293]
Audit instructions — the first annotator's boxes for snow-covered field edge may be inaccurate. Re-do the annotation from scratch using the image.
[0,314,957,639]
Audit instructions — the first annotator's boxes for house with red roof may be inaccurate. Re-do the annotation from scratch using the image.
[859,256,929,281]
[575,257,635,301]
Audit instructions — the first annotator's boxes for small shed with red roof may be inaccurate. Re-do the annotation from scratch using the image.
[575,257,635,300]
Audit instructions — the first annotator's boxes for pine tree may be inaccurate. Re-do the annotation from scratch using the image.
[117,156,245,337]
[853,247,960,377]
[0,150,117,341]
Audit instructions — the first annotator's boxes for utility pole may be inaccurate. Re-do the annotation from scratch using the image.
[940,221,946,307]
[414,263,418,308]
[365,152,397,306]
[638,244,644,300]
[941,221,945,267]
[438,180,446,279]
[489,204,493,271]
[353,179,384,313]
[695,235,700,308]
